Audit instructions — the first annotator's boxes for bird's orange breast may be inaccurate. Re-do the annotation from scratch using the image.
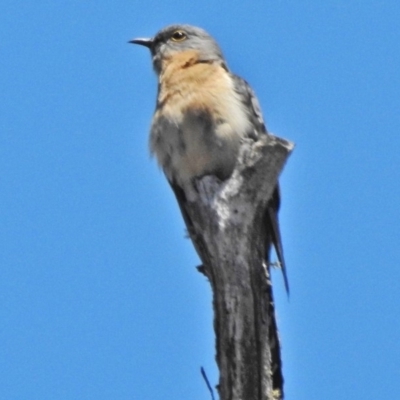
[151,50,251,186]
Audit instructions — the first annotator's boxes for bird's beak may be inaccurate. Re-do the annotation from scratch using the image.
[128,37,153,48]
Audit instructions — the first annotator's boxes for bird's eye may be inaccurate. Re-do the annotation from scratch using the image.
[171,30,187,42]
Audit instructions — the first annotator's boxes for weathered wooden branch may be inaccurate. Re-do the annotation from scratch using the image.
[185,135,294,400]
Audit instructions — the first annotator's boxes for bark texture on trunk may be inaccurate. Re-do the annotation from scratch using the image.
[180,135,293,400]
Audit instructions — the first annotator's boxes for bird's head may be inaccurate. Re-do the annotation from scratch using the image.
[129,24,225,74]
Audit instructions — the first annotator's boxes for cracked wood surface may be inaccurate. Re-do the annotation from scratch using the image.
[173,135,293,400]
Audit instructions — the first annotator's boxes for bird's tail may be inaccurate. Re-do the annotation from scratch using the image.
[266,186,289,295]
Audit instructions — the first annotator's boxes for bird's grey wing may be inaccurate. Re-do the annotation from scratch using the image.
[232,74,289,294]
[231,74,268,138]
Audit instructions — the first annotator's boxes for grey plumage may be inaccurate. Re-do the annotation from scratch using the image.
[131,23,289,293]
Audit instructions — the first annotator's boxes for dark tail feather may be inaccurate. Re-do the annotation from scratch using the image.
[266,186,289,295]
[267,205,289,295]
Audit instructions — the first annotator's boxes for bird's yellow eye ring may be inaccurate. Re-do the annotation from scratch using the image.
[171,30,187,42]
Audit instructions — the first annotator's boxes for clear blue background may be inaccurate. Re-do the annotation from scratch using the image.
[1,1,399,399]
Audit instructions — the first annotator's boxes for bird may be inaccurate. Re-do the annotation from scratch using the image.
[129,24,289,294]
[130,25,288,398]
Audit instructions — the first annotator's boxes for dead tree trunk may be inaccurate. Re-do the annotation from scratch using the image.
[182,135,293,400]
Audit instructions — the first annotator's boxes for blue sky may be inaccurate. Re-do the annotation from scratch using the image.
[1,1,400,399]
